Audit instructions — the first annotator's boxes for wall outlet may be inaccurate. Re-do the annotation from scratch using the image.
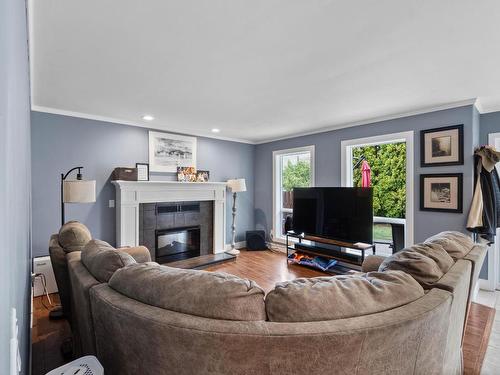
[109,200,115,208]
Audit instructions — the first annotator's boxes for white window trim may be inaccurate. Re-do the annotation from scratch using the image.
[340,131,414,247]
[272,145,315,243]
[484,132,500,291]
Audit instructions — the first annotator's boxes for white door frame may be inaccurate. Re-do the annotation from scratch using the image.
[485,132,500,291]
[341,131,415,247]
[272,145,315,242]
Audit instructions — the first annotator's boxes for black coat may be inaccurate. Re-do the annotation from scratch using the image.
[469,155,500,243]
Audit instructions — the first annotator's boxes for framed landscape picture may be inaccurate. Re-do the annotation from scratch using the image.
[149,131,197,173]
[420,124,464,167]
[420,173,463,213]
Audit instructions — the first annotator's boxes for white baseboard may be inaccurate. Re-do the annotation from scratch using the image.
[478,278,495,292]
[268,241,287,253]
[224,241,246,251]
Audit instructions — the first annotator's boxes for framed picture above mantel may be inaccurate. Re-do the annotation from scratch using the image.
[148,131,197,173]
[420,124,464,167]
[420,173,463,213]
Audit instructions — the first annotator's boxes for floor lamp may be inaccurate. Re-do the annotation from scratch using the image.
[51,167,95,320]
[226,178,246,256]
[61,166,96,226]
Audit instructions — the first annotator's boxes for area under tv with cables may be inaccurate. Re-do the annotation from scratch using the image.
[286,187,375,273]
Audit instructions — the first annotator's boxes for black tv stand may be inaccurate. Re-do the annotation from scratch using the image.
[285,231,375,274]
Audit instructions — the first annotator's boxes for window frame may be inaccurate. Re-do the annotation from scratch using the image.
[272,145,315,243]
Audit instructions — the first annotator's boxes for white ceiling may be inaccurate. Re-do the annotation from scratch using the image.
[29,0,500,144]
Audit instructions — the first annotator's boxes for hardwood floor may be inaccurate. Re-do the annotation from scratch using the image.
[32,294,71,375]
[205,249,325,293]
[463,302,496,375]
[32,249,495,374]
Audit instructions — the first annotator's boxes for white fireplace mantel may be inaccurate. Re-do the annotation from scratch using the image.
[112,180,227,253]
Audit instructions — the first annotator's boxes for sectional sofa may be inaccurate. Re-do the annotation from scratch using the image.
[55,222,486,375]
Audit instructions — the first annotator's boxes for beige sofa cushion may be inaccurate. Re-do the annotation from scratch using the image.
[58,220,91,252]
[265,271,424,322]
[109,263,267,321]
[379,248,443,288]
[408,243,454,273]
[424,231,474,260]
[81,240,136,282]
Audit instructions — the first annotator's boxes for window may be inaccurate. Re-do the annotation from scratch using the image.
[341,131,414,248]
[273,146,315,241]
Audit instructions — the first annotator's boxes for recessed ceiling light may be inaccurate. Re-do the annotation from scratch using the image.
[142,115,154,121]
[211,128,220,133]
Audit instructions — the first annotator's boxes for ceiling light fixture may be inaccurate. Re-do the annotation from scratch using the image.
[211,128,220,133]
[142,115,154,121]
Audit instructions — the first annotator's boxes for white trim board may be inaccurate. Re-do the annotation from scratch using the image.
[272,145,315,241]
[341,131,415,247]
[478,278,491,292]
[224,241,246,251]
[483,132,500,291]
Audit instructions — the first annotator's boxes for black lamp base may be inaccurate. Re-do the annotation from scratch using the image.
[49,306,65,320]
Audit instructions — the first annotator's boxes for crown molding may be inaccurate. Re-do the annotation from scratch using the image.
[31,105,256,144]
[473,98,485,113]
[255,98,479,144]
[32,98,483,146]
[479,102,500,114]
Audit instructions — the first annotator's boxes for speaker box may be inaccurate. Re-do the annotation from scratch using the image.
[246,230,267,251]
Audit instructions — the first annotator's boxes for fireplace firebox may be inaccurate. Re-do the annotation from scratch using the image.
[139,201,213,263]
[155,226,201,263]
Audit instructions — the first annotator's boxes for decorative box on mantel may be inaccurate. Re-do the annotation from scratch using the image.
[112,181,227,253]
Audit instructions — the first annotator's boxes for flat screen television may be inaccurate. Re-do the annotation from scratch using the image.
[292,187,373,244]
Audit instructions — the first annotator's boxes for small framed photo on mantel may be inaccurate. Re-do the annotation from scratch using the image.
[136,163,150,181]
[420,173,463,213]
[420,124,464,167]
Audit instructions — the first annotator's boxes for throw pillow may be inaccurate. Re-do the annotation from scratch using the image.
[81,239,136,282]
[58,220,91,252]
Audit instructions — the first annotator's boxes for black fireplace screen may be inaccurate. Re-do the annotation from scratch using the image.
[155,226,201,263]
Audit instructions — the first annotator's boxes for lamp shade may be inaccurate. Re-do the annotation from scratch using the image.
[63,180,96,203]
[227,178,246,193]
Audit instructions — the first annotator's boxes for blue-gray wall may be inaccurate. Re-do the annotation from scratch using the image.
[255,105,478,243]
[0,0,31,373]
[31,112,255,257]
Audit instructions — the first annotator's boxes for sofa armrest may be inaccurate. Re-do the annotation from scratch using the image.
[49,234,73,319]
[118,246,151,263]
[361,255,386,272]
[463,244,487,300]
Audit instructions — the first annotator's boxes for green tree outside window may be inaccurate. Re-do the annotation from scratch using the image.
[352,143,406,219]
[282,160,311,192]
